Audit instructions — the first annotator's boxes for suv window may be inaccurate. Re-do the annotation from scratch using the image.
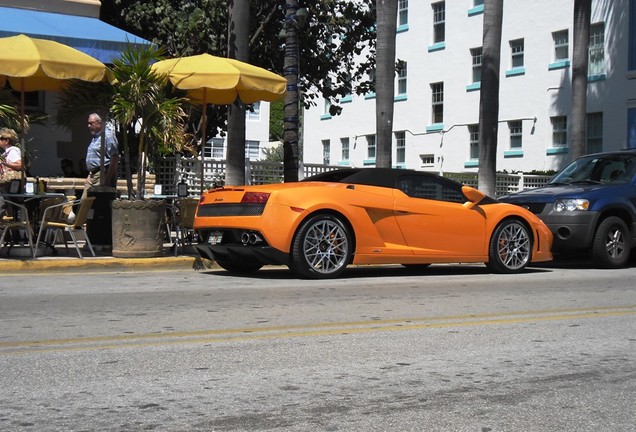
[550,154,635,185]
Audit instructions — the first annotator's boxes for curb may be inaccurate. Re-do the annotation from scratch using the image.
[0,256,202,273]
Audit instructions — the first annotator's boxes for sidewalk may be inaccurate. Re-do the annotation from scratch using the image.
[0,244,207,273]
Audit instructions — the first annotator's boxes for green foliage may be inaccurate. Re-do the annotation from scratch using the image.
[101,0,376,112]
[109,44,188,198]
[262,142,284,162]
[268,99,284,142]
[0,89,20,130]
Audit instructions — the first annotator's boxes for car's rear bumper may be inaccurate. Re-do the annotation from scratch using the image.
[194,243,289,267]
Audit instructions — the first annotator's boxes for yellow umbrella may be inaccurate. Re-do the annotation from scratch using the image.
[151,53,286,105]
[151,54,286,192]
[0,34,108,181]
[0,34,107,91]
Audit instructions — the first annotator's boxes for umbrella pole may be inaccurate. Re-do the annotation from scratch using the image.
[19,79,26,184]
[200,89,207,195]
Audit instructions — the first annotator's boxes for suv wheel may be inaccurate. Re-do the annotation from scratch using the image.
[591,216,632,268]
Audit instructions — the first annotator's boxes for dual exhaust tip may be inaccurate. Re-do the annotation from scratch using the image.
[241,231,263,245]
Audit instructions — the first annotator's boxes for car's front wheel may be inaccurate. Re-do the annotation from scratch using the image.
[486,219,532,273]
[591,216,632,268]
[290,214,352,279]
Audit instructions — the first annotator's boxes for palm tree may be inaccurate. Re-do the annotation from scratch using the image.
[226,0,249,186]
[570,0,591,160]
[478,0,503,197]
[375,0,399,168]
[0,90,20,130]
[282,0,302,182]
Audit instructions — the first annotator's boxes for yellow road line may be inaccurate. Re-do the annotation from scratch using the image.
[1,305,634,355]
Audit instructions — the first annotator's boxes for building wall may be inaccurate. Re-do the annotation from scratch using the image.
[302,0,634,174]
[0,0,100,17]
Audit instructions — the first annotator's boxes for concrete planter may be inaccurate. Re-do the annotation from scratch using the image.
[111,199,165,258]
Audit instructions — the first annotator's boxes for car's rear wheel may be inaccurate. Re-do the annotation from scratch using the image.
[591,216,632,268]
[486,219,532,273]
[291,214,352,279]
[215,259,263,274]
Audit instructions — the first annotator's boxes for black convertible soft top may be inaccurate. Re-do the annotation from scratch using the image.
[303,168,497,204]
[303,167,440,189]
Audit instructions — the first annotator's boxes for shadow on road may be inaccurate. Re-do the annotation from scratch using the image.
[201,262,553,280]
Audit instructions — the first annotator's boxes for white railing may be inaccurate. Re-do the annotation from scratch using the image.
[155,157,551,197]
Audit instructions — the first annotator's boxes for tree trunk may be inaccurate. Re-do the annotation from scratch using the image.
[283,0,301,182]
[570,0,591,161]
[375,0,398,168]
[478,0,503,197]
[226,0,249,186]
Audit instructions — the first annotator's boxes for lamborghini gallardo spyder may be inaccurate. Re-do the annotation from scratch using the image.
[193,168,553,279]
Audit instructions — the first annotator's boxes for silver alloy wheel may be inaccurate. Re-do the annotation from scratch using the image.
[604,226,626,259]
[495,221,530,270]
[302,218,349,275]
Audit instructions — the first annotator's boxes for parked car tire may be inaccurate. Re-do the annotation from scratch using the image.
[591,216,632,268]
[486,219,532,274]
[291,214,352,279]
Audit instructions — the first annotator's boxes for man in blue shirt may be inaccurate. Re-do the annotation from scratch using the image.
[82,113,119,198]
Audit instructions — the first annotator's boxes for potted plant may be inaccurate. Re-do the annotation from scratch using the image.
[57,44,188,257]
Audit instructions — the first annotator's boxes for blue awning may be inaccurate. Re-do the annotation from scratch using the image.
[0,7,150,64]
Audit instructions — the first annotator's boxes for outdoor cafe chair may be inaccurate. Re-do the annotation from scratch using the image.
[34,197,95,259]
[169,197,199,256]
[0,200,35,257]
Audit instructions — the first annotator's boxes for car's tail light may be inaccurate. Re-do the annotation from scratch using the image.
[241,192,270,204]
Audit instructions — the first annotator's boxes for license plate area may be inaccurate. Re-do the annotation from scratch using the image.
[208,231,223,245]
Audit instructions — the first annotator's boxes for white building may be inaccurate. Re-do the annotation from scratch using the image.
[303,0,636,175]
[206,101,272,162]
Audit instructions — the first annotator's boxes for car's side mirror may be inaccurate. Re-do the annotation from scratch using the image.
[462,185,485,209]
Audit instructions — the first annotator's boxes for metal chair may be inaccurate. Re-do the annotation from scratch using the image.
[34,197,95,259]
[0,200,35,257]
[170,197,198,256]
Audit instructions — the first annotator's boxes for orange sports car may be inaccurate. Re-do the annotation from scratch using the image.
[193,168,553,278]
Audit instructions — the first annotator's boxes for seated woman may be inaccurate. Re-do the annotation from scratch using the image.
[0,127,23,217]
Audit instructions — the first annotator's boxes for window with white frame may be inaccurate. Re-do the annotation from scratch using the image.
[509,121,523,149]
[398,0,408,26]
[323,98,332,116]
[553,30,569,61]
[510,39,524,68]
[471,48,482,83]
[245,140,260,160]
[341,137,350,161]
[431,82,444,124]
[432,2,445,44]
[397,61,407,95]
[586,112,603,154]
[469,124,479,159]
[211,138,224,159]
[589,23,605,76]
[420,154,435,166]
[395,131,406,164]
[246,101,260,121]
[322,140,331,165]
[474,0,483,5]
[551,116,567,147]
[367,135,376,160]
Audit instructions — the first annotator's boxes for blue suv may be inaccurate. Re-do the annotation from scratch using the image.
[499,149,636,268]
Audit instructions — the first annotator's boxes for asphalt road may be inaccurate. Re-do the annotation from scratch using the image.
[1,261,635,431]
